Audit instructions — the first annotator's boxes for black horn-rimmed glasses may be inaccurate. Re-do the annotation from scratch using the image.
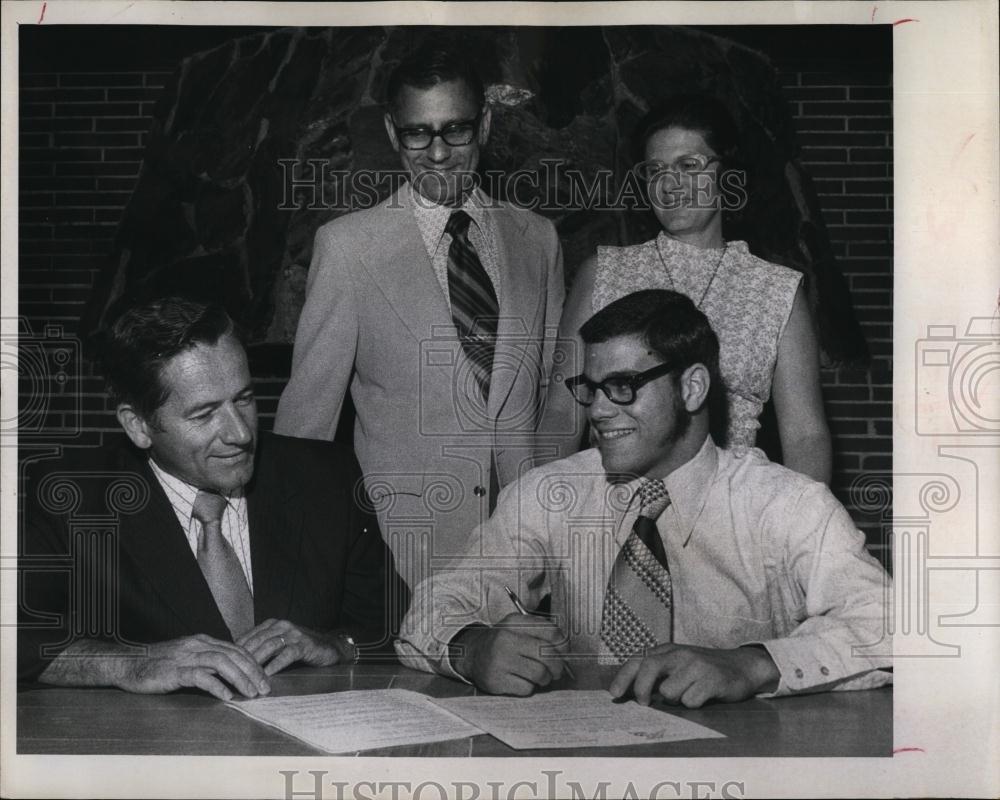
[565,362,677,407]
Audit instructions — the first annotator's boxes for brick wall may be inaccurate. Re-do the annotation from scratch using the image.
[784,67,893,558]
[18,70,171,447]
[16,61,893,559]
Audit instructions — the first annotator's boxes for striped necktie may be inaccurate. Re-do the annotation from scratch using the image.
[191,490,254,639]
[599,478,673,664]
[446,210,498,405]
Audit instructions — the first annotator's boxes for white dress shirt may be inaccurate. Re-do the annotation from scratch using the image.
[147,458,254,593]
[396,437,893,697]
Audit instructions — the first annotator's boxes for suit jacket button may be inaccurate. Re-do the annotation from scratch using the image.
[474,485,486,497]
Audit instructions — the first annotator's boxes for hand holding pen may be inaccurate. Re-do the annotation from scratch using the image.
[449,585,574,695]
[504,585,576,681]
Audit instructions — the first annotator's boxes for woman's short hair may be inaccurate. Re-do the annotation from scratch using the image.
[385,40,485,111]
[631,94,747,239]
[99,296,237,420]
[631,93,742,169]
[579,289,729,443]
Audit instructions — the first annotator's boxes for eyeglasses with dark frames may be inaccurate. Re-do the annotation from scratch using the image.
[390,113,482,151]
[564,362,677,407]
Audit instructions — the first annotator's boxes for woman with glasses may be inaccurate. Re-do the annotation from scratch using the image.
[539,94,832,483]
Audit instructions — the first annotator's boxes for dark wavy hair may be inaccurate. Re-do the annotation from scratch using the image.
[98,296,238,420]
[385,40,485,111]
[579,289,729,445]
[631,93,742,167]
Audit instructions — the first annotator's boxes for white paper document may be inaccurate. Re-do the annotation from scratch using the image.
[225,689,483,754]
[432,690,725,750]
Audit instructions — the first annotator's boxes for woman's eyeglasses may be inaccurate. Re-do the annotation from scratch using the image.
[390,114,482,151]
[633,154,721,182]
[565,362,676,406]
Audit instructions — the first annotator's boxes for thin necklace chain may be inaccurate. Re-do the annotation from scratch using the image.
[655,235,728,307]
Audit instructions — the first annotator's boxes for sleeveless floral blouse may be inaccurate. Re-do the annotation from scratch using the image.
[593,233,802,450]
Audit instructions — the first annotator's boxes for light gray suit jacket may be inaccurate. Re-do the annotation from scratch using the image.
[275,187,564,588]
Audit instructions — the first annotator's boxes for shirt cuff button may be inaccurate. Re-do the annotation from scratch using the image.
[794,668,804,679]
[820,666,830,676]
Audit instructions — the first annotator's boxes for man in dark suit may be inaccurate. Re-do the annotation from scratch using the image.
[18,297,406,701]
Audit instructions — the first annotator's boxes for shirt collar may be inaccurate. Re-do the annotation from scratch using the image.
[661,434,718,546]
[147,457,242,528]
[605,434,718,546]
[409,182,489,252]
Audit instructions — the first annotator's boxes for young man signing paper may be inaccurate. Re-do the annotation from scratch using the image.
[396,290,891,707]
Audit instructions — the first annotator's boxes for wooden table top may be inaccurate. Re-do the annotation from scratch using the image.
[17,663,892,757]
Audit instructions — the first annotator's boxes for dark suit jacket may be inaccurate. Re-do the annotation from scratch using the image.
[18,433,408,682]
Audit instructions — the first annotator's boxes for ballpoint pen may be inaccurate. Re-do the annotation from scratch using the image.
[503,584,576,680]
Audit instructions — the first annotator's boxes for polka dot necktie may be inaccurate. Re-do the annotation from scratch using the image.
[599,478,673,664]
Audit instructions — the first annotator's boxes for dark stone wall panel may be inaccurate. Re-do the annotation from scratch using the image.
[83,25,869,368]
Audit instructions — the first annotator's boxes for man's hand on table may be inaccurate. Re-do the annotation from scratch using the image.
[120,634,272,701]
[450,613,569,696]
[37,622,357,702]
[237,618,351,675]
[609,643,780,708]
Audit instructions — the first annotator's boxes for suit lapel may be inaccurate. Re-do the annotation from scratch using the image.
[359,189,547,422]
[489,206,546,418]
[117,454,231,640]
[359,188,453,341]
[246,441,304,622]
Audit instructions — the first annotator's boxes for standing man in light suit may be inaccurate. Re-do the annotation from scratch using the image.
[275,42,565,589]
